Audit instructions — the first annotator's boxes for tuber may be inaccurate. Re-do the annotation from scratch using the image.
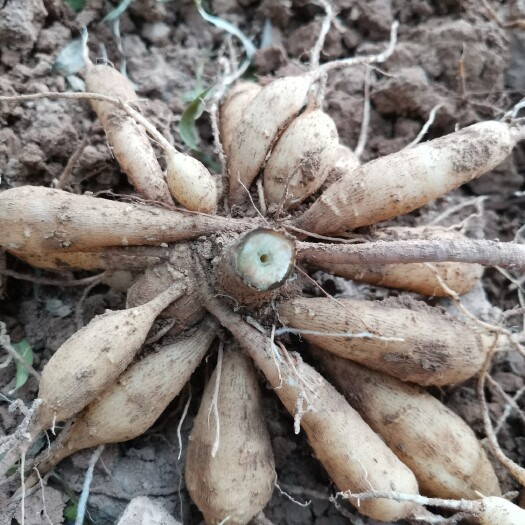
[85,64,173,206]
[263,108,340,210]
[203,296,421,522]
[307,226,483,297]
[227,76,312,205]
[20,317,217,491]
[33,282,186,434]
[277,297,487,385]
[0,186,249,253]
[294,120,525,234]
[313,348,501,499]
[220,81,262,158]
[186,345,276,525]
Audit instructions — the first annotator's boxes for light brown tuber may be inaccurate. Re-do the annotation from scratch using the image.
[185,345,276,525]
[313,348,501,499]
[278,297,487,385]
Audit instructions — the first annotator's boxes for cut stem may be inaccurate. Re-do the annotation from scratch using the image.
[216,229,296,306]
[297,239,525,271]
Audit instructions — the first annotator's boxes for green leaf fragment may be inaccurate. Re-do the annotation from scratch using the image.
[193,150,221,173]
[65,0,86,12]
[103,0,134,22]
[64,501,78,521]
[12,339,33,391]
[179,87,212,151]
[194,0,257,59]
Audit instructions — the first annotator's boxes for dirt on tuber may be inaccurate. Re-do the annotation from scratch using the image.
[185,345,276,525]
[313,348,501,499]
[278,297,487,385]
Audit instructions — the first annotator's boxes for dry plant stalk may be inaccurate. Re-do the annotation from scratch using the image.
[306,226,484,297]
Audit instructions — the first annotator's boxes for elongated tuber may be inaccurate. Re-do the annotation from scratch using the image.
[220,82,262,158]
[313,348,501,499]
[203,296,421,522]
[85,64,173,206]
[186,345,276,525]
[33,282,186,433]
[0,187,249,253]
[227,76,312,205]
[263,108,339,210]
[308,226,483,296]
[20,317,217,491]
[294,120,525,234]
[277,297,487,385]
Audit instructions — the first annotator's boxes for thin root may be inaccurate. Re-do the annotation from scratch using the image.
[74,445,104,525]
[478,337,525,486]
[208,341,224,458]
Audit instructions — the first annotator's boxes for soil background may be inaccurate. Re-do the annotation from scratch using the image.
[1,0,525,524]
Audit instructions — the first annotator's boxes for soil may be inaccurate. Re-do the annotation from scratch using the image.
[0,0,524,524]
